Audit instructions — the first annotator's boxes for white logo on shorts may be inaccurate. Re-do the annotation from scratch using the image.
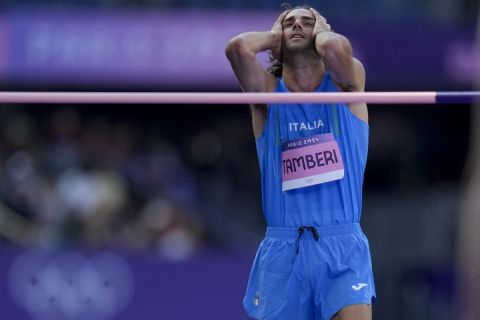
[352,283,368,291]
[254,294,260,306]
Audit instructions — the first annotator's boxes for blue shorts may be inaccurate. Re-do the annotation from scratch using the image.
[243,223,376,320]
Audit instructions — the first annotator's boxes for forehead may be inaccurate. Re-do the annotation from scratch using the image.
[284,8,314,20]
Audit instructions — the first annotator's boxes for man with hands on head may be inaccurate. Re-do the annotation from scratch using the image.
[226,4,374,320]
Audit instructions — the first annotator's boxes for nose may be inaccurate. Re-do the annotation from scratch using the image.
[292,19,302,30]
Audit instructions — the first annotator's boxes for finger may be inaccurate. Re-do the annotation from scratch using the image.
[272,11,287,31]
[309,8,320,18]
[276,10,290,23]
[309,8,326,22]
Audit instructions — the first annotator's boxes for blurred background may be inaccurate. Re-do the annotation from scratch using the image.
[0,0,479,319]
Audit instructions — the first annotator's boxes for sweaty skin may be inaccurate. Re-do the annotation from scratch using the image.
[226,8,372,320]
[225,8,368,139]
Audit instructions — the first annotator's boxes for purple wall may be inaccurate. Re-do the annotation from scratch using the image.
[0,9,276,88]
[0,8,477,89]
[1,247,252,320]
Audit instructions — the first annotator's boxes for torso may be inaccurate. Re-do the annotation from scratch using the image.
[255,74,369,227]
[251,70,367,139]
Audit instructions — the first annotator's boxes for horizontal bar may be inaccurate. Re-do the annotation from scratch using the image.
[436,92,480,104]
[0,91,478,104]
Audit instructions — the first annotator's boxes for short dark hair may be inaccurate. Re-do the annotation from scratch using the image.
[281,3,311,11]
[266,3,312,77]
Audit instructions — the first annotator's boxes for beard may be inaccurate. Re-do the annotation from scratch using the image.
[283,38,315,53]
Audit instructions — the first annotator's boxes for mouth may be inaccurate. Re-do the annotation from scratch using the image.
[290,34,305,39]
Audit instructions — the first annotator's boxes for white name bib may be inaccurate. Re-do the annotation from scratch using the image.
[281,133,344,191]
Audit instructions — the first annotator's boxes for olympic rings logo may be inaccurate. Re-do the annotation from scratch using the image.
[8,250,134,320]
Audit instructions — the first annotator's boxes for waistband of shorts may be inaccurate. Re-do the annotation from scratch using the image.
[265,223,362,239]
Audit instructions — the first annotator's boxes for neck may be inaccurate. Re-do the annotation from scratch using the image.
[281,51,325,92]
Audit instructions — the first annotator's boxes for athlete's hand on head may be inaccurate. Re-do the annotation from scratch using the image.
[309,8,331,38]
[270,10,289,61]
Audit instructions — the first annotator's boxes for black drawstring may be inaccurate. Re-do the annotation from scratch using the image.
[308,226,320,241]
[296,227,305,254]
[296,226,319,254]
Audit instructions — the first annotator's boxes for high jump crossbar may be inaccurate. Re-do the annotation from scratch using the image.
[0,91,478,104]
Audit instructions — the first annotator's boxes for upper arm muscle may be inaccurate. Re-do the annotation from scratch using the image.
[225,39,278,137]
[226,39,275,93]
[331,58,368,123]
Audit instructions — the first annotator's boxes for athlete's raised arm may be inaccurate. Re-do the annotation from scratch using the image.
[310,8,368,123]
[225,11,289,137]
[225,11,288,93]
[310,9,362,92]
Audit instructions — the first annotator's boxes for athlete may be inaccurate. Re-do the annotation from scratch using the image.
[225,4,375,320]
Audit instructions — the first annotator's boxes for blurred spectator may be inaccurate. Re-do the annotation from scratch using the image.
[0,107,211,261]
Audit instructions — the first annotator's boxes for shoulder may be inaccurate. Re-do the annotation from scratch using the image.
[265,72,279,92]
[250,73,278,139]
[333,58,365,92]
[329,58,368,123]
[353,58,365,90]
[250,73,277,111]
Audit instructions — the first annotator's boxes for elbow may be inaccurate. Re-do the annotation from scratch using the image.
[224,38,237,59]
[320,36,353,63]
[225,37,255,62]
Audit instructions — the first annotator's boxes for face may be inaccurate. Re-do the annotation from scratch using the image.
[282,8,316,51]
